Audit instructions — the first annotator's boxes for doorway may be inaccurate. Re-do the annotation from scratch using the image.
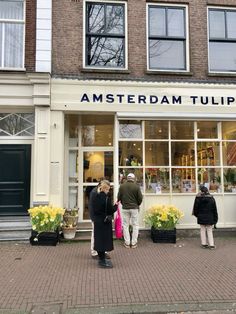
[0,144,31,216]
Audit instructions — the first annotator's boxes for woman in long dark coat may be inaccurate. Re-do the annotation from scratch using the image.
[89,180,115,268]
[193,185,218,249]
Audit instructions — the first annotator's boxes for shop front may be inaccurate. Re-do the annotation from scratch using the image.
[51,79,236,228]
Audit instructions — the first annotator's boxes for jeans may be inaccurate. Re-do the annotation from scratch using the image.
[200,225,214,246]
[122,209,139,246]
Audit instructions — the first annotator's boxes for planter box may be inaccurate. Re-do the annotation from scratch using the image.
[151,227,176,243]
[29,230,59,246]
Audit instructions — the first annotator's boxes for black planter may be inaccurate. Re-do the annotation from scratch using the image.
[29,230,59,246]
[151,227,176,243]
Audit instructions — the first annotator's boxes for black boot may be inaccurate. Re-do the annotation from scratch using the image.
[98,259,113,268]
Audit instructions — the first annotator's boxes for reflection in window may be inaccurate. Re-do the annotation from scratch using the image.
[223,168,236,192]
[197,121,218,138]
[209,8,236,72]
[0,113,34,136]
[119,120,142,138]
[69,187,78,209]
[119,141,142,166]
[81,115,113,146]
[171,121,194,139]
[222,122,236,140]
[119,168,143,187]
[222,142,236,166]
[145,120,168,139]
[86,2,125,68]
[145,142,169,166]
[148,5,187,70]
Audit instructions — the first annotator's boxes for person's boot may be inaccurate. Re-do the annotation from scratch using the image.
[98,259,113,268]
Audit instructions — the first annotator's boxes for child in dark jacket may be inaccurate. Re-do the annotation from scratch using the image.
[193,185,218,249]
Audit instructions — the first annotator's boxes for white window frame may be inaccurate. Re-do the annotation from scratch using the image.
[83,0,128,70]
[0,0,25,70]
[146,3,189,73]
[207,6,236,74]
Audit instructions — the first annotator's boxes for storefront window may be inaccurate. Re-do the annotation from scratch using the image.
[119,120,142,138]
[197,121,218,138]
[117,120,236,195]
[222,142,236,166]
[222,121,236,140]
[171,142,195,166]
[145,120,168,139]
[172,168,196,193]
[197,142,220,166]
[119,141,143,166]
[145,168,170,193]
[83,151,113,182]
[171,121,194,139]
[68,115,78,147]
[69,150,78,183]
[68,187,78,209]
[223,168,236,192]
[145,141,169,166]
[81,115,113,146]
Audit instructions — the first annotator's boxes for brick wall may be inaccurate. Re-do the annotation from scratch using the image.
[25,0,36,72]
[52,0,236,82]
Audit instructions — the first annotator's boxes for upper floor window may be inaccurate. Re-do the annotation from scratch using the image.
[85,1,126,69]
[147,4,188,71]
[0,0,24,69]
[208,8,236,72]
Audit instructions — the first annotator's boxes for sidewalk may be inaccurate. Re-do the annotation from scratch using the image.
[0,234,235,314]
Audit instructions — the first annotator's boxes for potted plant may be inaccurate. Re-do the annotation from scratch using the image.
[144,204,184,243]
[28,205,65,245]
[62,208,79,240]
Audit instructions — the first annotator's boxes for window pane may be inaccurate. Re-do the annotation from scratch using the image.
[119,168,143,189]
[222,122,236,140]
[107,5,124,34]
[172,168,196,193]
[171,121,194,139]
[197,142,220,166]
[227,11,236,39]
[119,141,142,166]
[0,1,24,20]
[87,36,124,67]
[145,167,170,193]
[0,113,34,136]
[87,4,104,33]
[68,115,78,147]
[69,150,78,183]
[222,142,236,166]
[119,120,142,138]
[149,7,166,36]
[197,168,221,193]
[145,120,168,139]
[224,168,236,192]
[171,142,195,166]
[83,151,113,182]
[209,42,236,72]
[149,39,185,70]
[168,9,184,37]
[81,115,113,146]
[145,142,169,166]
[209,10,225,38]
[69,187,78,209]
[4,23,23,68]
[197,121,218,138]
[0,24,2,64]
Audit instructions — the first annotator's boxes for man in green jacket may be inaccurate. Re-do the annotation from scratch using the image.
[117,173,143,249]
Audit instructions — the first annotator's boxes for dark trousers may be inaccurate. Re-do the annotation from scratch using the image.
[97,251,105,260]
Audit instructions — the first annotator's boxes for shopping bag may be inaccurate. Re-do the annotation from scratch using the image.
[114,202,123,239]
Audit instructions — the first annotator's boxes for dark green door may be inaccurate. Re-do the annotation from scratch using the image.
[0,145,31,216]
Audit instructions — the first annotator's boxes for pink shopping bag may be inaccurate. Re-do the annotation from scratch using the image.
[114,202,123,239]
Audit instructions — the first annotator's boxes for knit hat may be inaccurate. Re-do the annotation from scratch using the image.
[127,173,135,181]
